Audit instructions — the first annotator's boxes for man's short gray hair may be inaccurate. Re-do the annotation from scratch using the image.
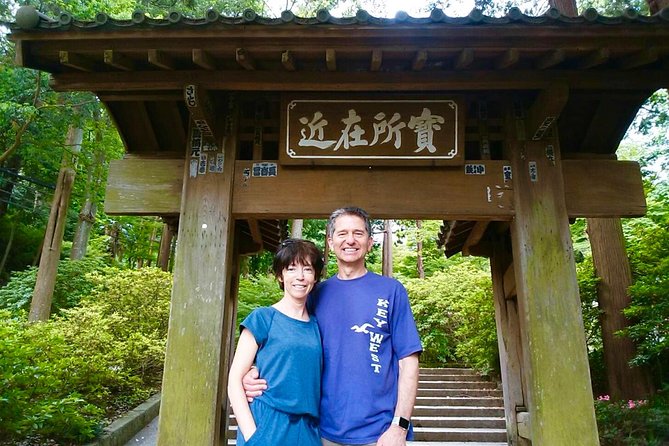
[327,207,372,238]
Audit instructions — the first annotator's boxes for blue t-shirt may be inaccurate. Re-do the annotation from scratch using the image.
[309,272,423,444]
[241,306,322,417]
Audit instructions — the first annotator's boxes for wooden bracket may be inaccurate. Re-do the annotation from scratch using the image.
[183,84,220,145]
[527,84,569,141]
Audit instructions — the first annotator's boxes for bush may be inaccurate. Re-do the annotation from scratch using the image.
[236,274,282,327]
[0,255,109,316]
[595,387,669,445]
[0,267,172,445]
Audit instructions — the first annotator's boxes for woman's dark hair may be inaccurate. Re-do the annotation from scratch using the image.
[272,239,325,289]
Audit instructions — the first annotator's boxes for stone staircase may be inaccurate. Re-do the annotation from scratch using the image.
[410,367,507,445]
[228,367,508,445]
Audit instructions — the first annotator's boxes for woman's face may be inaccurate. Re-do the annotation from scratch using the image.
[280,261,317,300]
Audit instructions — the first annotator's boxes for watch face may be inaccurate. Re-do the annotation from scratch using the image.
[399,417,410,430]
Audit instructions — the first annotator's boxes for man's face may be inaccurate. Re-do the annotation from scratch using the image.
[327,214,373,267]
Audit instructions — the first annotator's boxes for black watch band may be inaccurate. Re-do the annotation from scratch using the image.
[391,416,410,430]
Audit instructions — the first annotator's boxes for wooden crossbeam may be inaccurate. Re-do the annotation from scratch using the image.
[246,218,263,247]
[59,51,94,72]
[462,220,490,256]
[496,49,519,69]
[412,50,428,71]
[527,83,569,140]
[148,49,175,70]
[326,49,336,71]
[104,50,135,71]
[192,49,217,70]
[104,159,646,219]
[454,49,474,70]
[536,49,565,70]
[281,51,296,71]
[577,48,610,69]
[236,48,255,70]
[618,47,658,70]
[370,49,383,71]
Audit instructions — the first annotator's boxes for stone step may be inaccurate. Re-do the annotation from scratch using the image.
[420,374,491,382]
[418,388,503,398]
[416,396,504,407]
[419,368,478,375]
[414,427,508,443]
[413,416,506,429]
[419,380,498,390]
[413,405,505,418]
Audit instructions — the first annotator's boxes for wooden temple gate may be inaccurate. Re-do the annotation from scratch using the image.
[10,5,669,445]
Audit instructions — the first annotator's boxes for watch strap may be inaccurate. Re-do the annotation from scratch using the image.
[391,416,410,430]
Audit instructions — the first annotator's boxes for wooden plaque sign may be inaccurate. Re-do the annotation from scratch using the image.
[281,96,464,166]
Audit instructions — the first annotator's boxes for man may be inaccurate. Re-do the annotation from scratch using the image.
[244,207,422,446]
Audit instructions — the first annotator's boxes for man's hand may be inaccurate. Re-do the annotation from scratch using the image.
[375,425,407,446]
[241,367,267,402]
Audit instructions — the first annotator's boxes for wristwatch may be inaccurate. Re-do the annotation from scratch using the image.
[391,416,410,430]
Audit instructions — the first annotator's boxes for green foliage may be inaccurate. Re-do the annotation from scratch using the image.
[395,220,449,280]
[236,274,282,326]
[0,255,109,316]
[406,257,497,374]
[595,388,669,446]
[0,267,171,444]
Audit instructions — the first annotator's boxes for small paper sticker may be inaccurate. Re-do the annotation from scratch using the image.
[252,162,278,177]
[465,164,486,175]
[503,165,512,182]
[529,161,538,182]
[189,159,199,178]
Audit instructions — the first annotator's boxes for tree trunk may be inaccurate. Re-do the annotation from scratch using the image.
[382,219,393,277]
[71,111,105,260]
[416,219,425,279]
[146,225,157,267]
[587,218,654,399]
[158,218,177,272]
[648,0,669,14]
[29,125,82,322]
[0,156,21,217]
[549,0,578,15]
[0,223,15,277]
[291,218,303,238]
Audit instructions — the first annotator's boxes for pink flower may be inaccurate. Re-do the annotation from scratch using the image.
[597,395,610,401]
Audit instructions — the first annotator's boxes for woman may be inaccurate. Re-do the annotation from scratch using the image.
[228,239,325,446]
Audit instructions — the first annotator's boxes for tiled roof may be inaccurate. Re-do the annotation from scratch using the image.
[13,6,669,31]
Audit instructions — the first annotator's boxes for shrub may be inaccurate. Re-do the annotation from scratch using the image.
[236,274,282,327]
[0,267,172,444]
[595,388,669,445]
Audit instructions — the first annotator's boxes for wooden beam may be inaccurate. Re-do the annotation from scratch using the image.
[281,50,296,71]
[536,49,565,70]
[412,50,428,71]
[563,160,645,217]
[50,69,669,92]
[577,48,610,69]
[97,92,184,102]
[184,84,219,143]
[454,49,474,70]
[246,218,263,247]
[370,49,383,71]
[59,51,94,72]
[104,159,646,219]
[503,263,516,299]
[496,49,520,69]
[232,161,513,219]
[192,49,217,70]
[326,49,336,71]
[104,158,183,215]
[618,47,658,70]
[527,83,569,141]
[148,49,175,70]
[236,48,255,70]
[462,220,489,256]
[104,50,135,71]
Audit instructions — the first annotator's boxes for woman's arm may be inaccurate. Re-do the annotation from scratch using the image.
[228,329,260,441]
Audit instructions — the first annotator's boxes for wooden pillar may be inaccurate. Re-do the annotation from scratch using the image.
[382,219,393,277]
[508,105,599,444]
[157,102,237,446]
[586,217,654,399]
[491,234,530,446]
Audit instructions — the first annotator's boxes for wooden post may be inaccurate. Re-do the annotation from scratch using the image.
[490,234,530,446]
[158,218,177,272]
[382,219,393,277]
[586,217,654,399]
[29,125,83,322]
[508,105,599,444]
[157,101,237,446]
[291,218,303,238]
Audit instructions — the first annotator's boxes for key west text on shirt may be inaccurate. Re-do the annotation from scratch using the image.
[350,297,390,374]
